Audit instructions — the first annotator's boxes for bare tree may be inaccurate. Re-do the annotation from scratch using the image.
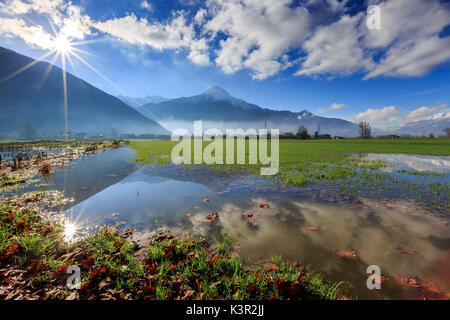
[21,123,41,140]
[297,126,310,139]
[359,122,371,139]
[443,128,450,138]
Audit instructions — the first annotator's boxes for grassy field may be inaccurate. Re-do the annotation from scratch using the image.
[128,138,449,208]
[129,138,450,164]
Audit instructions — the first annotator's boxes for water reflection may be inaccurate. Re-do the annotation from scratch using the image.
[62,157,449,299]
[360,153,450,172]
[11,146,444,299]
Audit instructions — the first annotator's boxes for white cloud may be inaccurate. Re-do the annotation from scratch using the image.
[140,1,153,12]
[0,0,90,50]
[296,0,450,79]
[317,102,347,114]
[205,0,312,79]
[353,104,450,129]
[1,0,449,79]
[92,13,210,65]
[353,106,402,124]
[362,0,450,79]
[405,104,449,122]
[0,17,54,49]
[296,13,374,77]
[193,8,207,25]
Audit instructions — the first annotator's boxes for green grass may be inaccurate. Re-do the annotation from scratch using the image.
[129,138,450,164]
[128,139,449,208]
[142,232,341,300]
[0,196,341,300]
[0,139,127,151]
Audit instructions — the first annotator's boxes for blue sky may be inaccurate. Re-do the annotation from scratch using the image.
[0,0,449,130]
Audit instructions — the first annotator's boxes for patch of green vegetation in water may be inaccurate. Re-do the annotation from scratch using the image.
[128,139,450,208]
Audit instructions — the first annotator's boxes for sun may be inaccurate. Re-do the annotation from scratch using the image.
[64,221,77,241]
[52,35,72,54]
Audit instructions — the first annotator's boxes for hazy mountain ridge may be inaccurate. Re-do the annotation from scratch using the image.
[117,95,169,108]
[141,87,359,136]
[0,47,169,138]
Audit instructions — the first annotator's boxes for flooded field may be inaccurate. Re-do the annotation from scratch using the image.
[3,146,448,300]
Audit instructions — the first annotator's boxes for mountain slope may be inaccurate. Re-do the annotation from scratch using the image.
[0,47,169,138]
[141,86,359,136]
[117,95,169,108]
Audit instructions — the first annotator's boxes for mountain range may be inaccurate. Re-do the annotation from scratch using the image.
[0,47,169,139]
[138,86,359,136]
[1,47,446,139]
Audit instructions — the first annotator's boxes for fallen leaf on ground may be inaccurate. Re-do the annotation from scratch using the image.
[304,225,319,231]
[396,247,419,255]
[206,213,220,221]
[263,263,278,272]
[259,203,270,208]
[336,250,357,260]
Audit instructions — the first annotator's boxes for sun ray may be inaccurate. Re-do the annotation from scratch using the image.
[70,50,126,94]
[70,46,103,59]
[71,39,103,46]
[46,16,58,38]
[0,22,124,139]
[0,50,56,84]
[61,51,69,138]
[36,51,60,90]
[65,52,78,76]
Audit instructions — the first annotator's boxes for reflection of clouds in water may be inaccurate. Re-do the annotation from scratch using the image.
[65,174,214,228]
[188,199,450,294]
[296,202,446,280]
[362,153,450,172]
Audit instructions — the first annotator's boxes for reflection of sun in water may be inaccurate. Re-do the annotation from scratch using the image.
[64,222,77,242]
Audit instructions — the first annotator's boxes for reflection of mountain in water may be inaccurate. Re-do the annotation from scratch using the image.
[136,164,251,190]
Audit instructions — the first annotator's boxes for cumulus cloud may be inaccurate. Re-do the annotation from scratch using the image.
[317,102,347,114]
[205,0,312,79]
[91,13,210,65]
[0,0,90,50]
[353,104,450,129]
[362,0,450,79]
[0,17,55,49]
[353,106,402,124]
[405,104,449,122]
[1,0,449,79]
[140,1,153,12]
[296,13,374,77]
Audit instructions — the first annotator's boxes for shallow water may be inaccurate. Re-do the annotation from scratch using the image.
[8,147,450,299]
[359,153,450,173]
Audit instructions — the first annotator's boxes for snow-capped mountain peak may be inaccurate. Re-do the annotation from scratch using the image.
[203,86,232,100]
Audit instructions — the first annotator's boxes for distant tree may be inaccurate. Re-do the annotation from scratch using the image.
[428,133,435,139]
[21,123,41,140]
[359,122,371,139]
[109,127,119,139]
[314,131,319,139]
[443,128,450,138]
[297,126,310,139]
